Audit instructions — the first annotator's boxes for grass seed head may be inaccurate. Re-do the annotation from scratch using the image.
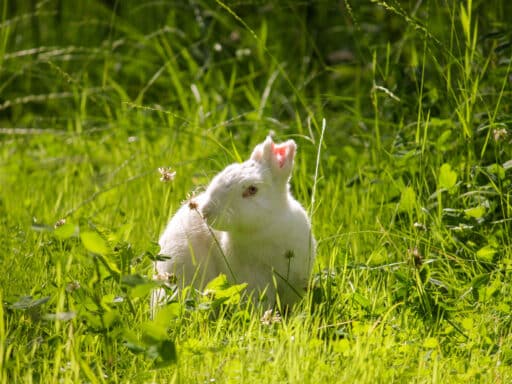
[188,199,198,210]
[409,247,423,268]
[183,190,201,209]
[284,250,295,259]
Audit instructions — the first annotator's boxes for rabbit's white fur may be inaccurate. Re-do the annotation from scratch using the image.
[153,136,315,308]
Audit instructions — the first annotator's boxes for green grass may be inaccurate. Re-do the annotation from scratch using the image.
[1,0,512,382]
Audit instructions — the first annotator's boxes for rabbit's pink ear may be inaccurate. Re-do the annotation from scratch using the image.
[271,140,296,171]
[252,136,296,180]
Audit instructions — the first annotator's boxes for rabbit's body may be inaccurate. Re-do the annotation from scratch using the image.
[154,137,315,308]
[157,193,223,288]
[220,196,314,305]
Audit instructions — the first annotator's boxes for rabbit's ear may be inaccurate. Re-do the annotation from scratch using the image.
[249,137,270,162]
[252,137,296,181]
[270,140,296,180]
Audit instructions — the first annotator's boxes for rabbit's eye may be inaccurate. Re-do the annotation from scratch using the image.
[242,185,258,198]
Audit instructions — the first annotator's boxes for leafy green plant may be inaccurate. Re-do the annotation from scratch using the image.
[1,0,512,382]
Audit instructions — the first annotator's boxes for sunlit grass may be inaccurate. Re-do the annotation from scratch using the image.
[1,0,512,383]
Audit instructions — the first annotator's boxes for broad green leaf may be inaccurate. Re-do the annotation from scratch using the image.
[205,274,230,291]
[154,339,177,367]
[154,302,181,326]
[80,231,109,256]
[461,317,473,330]
[100,294,118,309]
[476,245,496,262]
[122,274,150,287]
[438,163,457,190]
[486,163,505,180]
[333,339,351,354]
[93,256,121,281]
[471,274,489,290]
[123,328,142,349]
[245,110,260,121]
[54,222,77,239]
[464,206,486,219]
[204,274,247,305]
[142,322,168,342]
[484,277,502,298]
[130,283,157,299]
[399,186,416,213]
[352,292,371,309]
[142,304,180,343]
[82,312,103,329]
[423,337,439,349]
[103,310,120,328]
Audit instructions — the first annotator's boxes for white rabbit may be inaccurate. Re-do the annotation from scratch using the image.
[153,136,315,309]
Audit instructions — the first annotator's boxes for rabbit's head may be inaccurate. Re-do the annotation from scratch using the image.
[198,136,297,232]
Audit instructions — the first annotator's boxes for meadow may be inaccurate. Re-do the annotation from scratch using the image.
[1,0,512,382]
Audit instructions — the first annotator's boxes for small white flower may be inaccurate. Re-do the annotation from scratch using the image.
[413,222,427,231]
[260,309,281,325]
[493,128,508,142]
[235,48,251,59]
[153,271,174,282]
[66,281,81,292]
[230,30,240,42]
[54,218,66,228]
[158,167,176,182]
